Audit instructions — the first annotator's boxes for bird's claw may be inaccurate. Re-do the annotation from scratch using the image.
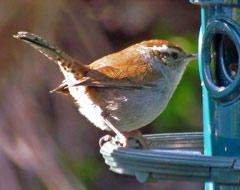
[114,135,128,147]
[99,135,113,147]
[99,135,128,148]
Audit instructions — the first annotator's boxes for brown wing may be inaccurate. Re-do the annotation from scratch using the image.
[54,42,162,91]
[74,44,160,88]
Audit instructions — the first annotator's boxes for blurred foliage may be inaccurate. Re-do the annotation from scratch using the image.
[63,154,102,189]
[152,23,202,133]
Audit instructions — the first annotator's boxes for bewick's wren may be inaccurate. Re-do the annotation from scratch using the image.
[14,31,197,148]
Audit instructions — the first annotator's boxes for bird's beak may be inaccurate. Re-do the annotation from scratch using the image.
[186,53,198,61]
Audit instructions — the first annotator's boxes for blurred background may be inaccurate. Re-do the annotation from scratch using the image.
[0,0,202,189]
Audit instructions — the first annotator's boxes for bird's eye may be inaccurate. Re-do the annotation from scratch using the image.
[171,52,178,59]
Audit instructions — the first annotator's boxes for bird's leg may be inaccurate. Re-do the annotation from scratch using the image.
[99,120,128,148]
[126,130,149,149]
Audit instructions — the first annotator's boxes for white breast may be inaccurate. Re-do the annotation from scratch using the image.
[59,63,109,131]
[70,86,109,130]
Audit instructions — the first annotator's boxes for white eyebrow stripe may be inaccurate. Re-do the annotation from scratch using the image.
[137,45,179,54]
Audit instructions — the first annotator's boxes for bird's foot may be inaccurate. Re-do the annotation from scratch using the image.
[126,130,149,149]
[99,131,148,149]
[99,134,128,148]
[114,135,128,148]
[99,135,113,147]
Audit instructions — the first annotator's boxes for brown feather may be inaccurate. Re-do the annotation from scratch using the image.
[73,42,163,88]
[50,83,69,95]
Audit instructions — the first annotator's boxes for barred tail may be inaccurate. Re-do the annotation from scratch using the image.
[13,31,71,62]
[14,31,89,77]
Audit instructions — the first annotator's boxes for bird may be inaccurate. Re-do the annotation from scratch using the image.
[13,31,197,149]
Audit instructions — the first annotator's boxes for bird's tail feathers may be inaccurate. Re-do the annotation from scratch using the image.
[13,31,70,62]
[13,31,89,77]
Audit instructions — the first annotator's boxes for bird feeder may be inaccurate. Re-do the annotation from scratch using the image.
[100,0,240,189]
